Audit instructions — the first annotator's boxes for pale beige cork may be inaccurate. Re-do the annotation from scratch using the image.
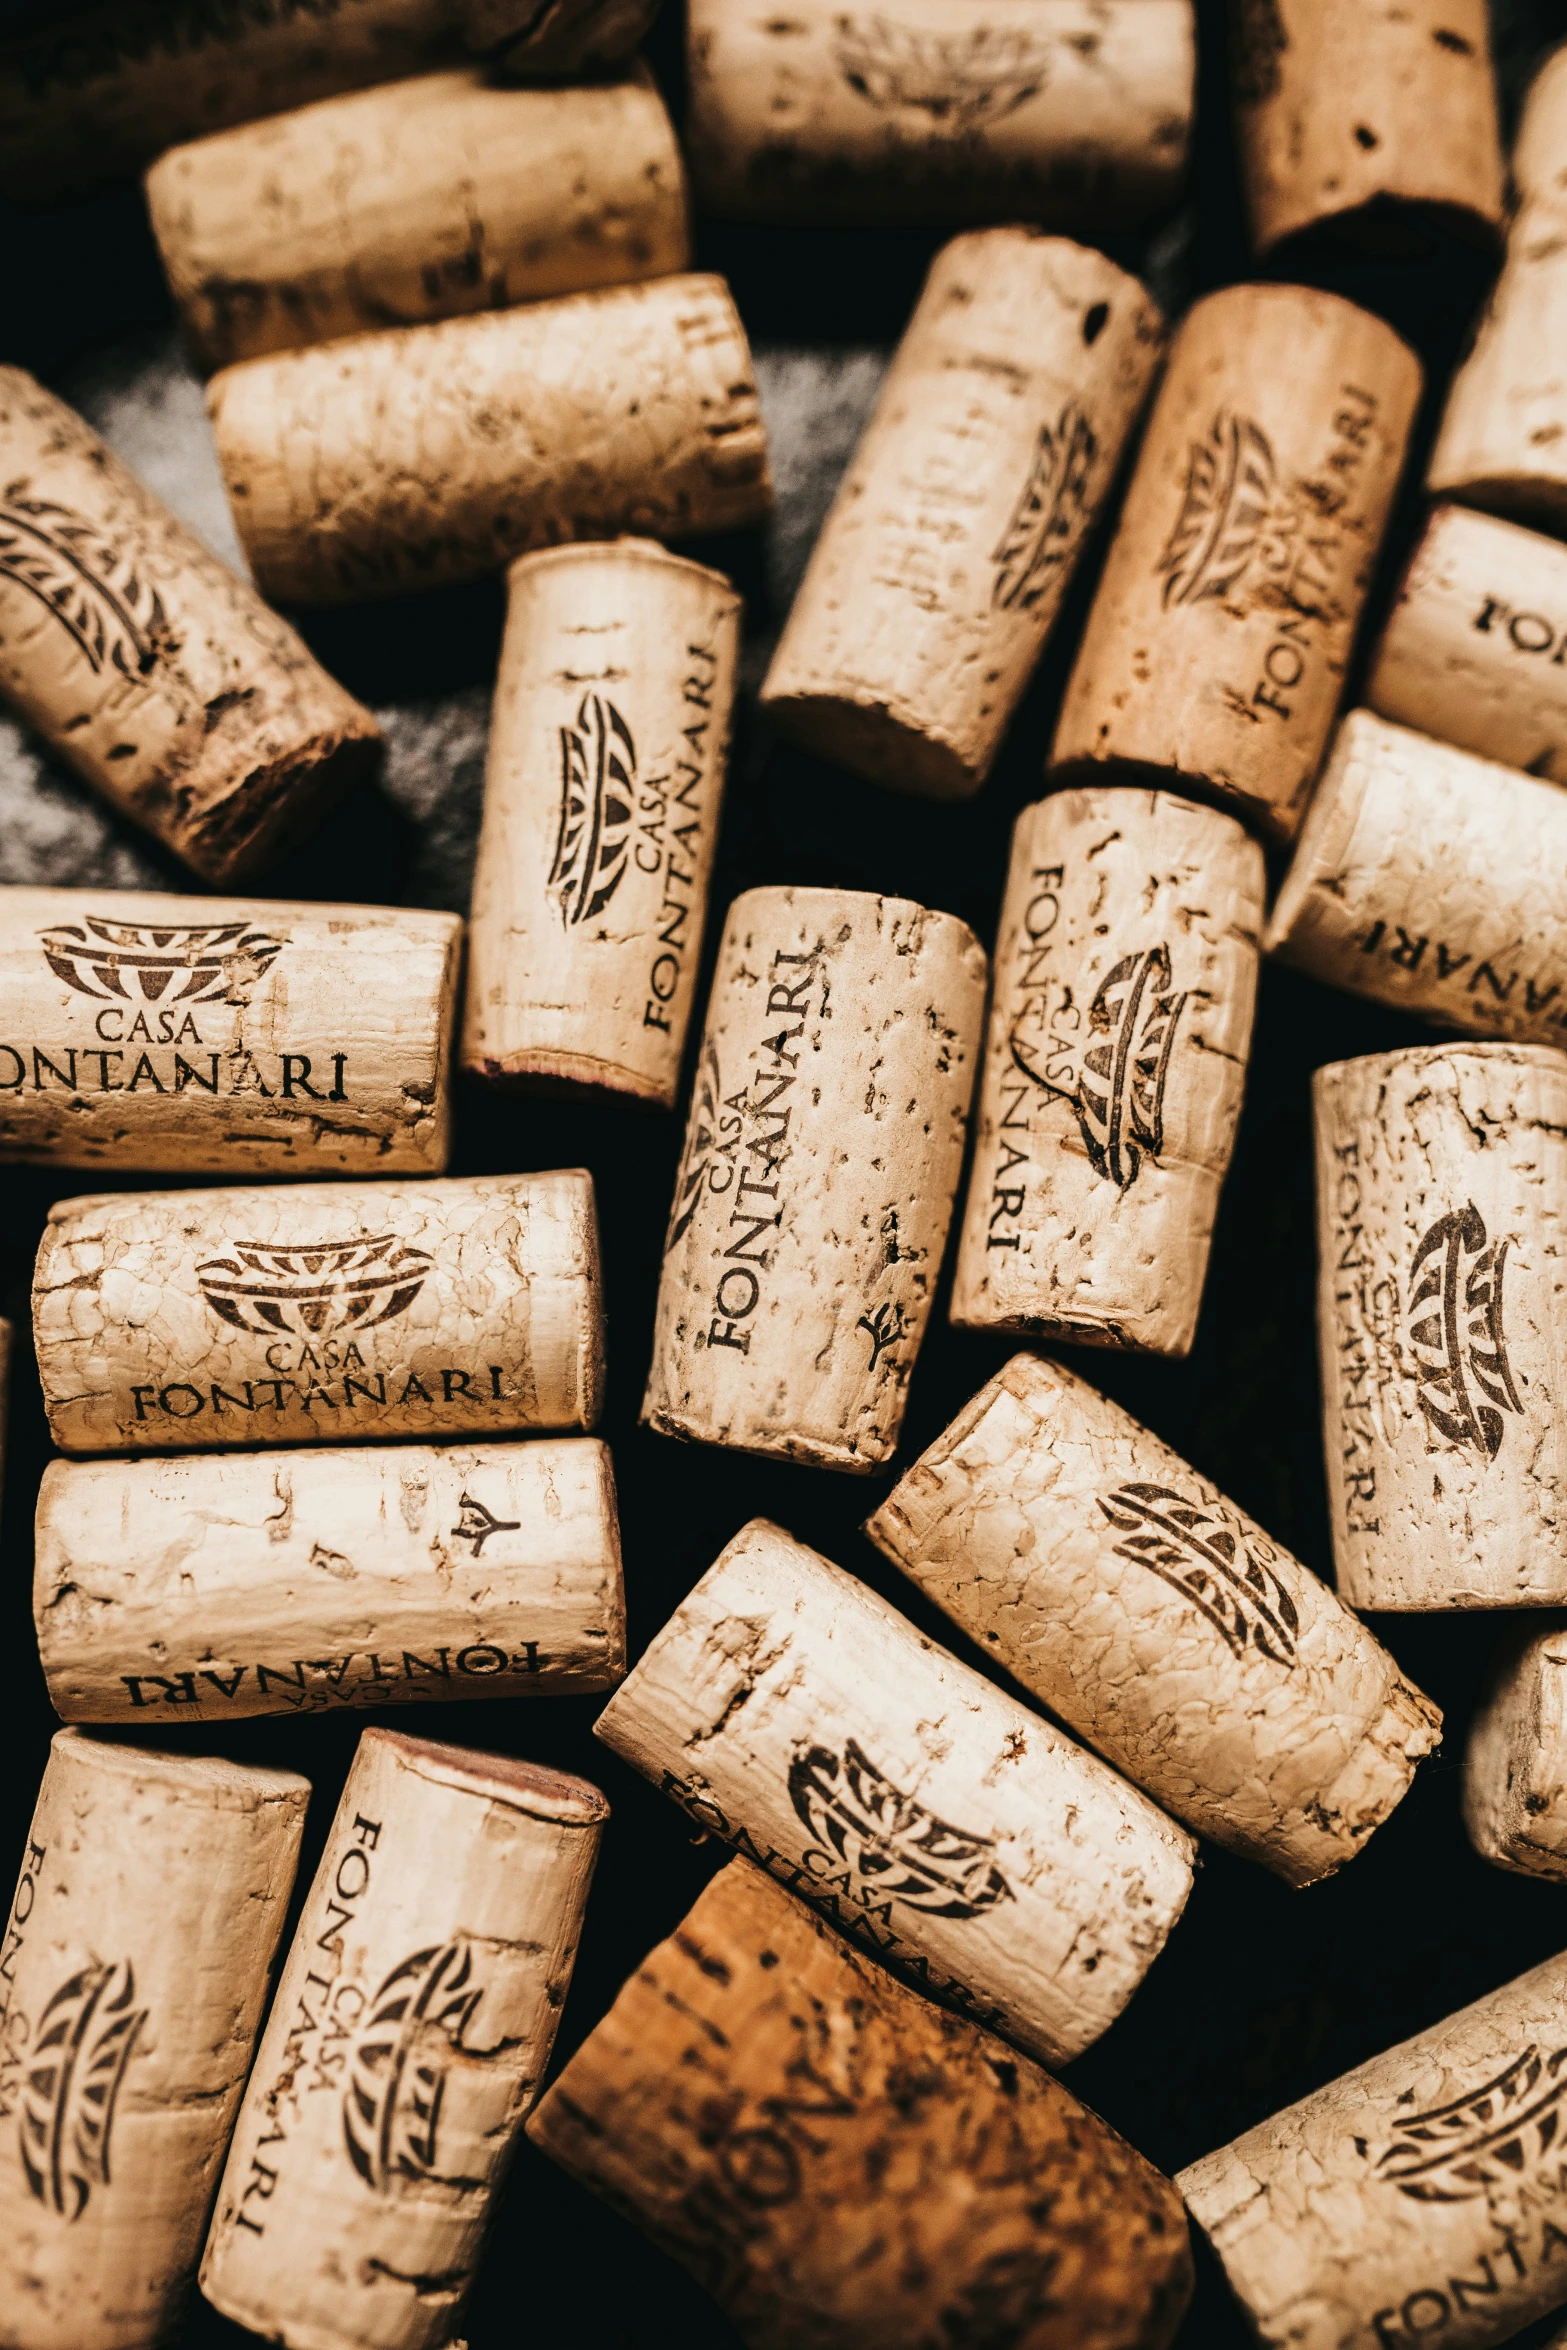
[206,273,773,606]
[642,885,987,1472]
[950,787,1263,1353]
[1230,0,1503,260]
[146,66,690,373]
[0,370,379,883]
[1314,1043,1567,1611]
[527,1856,1195,2350]
[1049,283,1422,845]
[201,1726,607,2350]
[0,1728,308,2350]
[1268,710,1567,1042]
[761,232,1164,800]
[0,885,458,1176]
[1463,1619,1567,1880]
[867,1352,1441,1888]
[1366,505,1567,783]
[35,1435,624,1723]
[685,0,1194,230]
[1429,44,1567,529]
[1178,1947,1567,2349]
[33,1170,603,1455]
[462,540,740,1107]
[593,1517,1196,2070]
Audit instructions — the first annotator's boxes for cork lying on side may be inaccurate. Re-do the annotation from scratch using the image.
[201,1727,607,2350]
[1464,1619,1567,1880]
[0,1729,308,2350]
[528,1857,1195,2350]
[594,1517,1196,2069]
[34,1170,604,1454]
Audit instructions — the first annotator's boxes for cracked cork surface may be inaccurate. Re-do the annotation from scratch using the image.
[950,786,1264,1355]
[206,272,774,606]
[1314,1041,1567,1609]
[0,370,381,885]
[642,883,986,1472]
[528,1855,1194,2350]
[593,1517,1196,2070]
[201,1724,606,2350]
[1050,284,1422,846]
[0,1726,308,2350]
[867,1352,1441,1888]
[462,540,740,1108]
[760,232,1165,801]
[1464,1617,1567,1880]
[33,1168,604,1454]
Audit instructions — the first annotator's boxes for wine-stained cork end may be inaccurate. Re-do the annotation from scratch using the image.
[365,1726,611,1825]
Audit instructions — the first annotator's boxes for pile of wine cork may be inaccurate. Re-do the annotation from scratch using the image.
[11,5,1567,2348]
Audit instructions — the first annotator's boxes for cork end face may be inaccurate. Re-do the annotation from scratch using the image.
[50,1724,311,1804]
[639,1398,890,1474]
[1255,193,1504,274]
[1428,474,1567,534]
[948,1297,1198,1359]
[364,1726,610,1824]
[463,1048,674,1113]
[761,687,984,801]
[177,721,383,891]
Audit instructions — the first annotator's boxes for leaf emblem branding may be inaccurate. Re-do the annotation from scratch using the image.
[19,1958,146,2221]
[1011,943,1185,1189]
[39,916,285,1006]
[1375,2044,1567,2202]
[992,403,1098,615]
[833,15,1054,130]
[787,1739,1014,1920]
[549,692,637,928]
[343,1940,486,2192]
[1097,1483,1300,1667]
[1155,412,1278,608]
[1408,1204,1522,1461]
[196,1234,433,1339]
[0,497,174,679]
[666,1040,726,1254]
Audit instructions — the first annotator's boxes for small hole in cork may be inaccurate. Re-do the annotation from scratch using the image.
[1082,301,1109,345]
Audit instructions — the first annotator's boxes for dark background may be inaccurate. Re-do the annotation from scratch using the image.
[6,1,1567,2341]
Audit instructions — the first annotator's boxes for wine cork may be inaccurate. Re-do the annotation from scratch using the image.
[685,0,1194,231]
[759,233,1164,800]
[35,1435,624,1724]
[207,274,772,607]
[0,885,458,1176]
[146,67,690,373]
[949,787,1263,1353]
[465,0,658,75]
[642,885,986,1473]
[866,1352,1442,1887]
[0,1729,308,2350]
[1179,1947,1567,2350]
[1463,1620,1567,1881]
[462,541,741,1107]
[201,1727,607,2350]
[594,1518,1196,2069]
[34,1169,603,1456]
[527,1857,1195,2350]
[0,370,379,885]
[1429,45,1567,530]
[1049,284,1421,845]
[1230,0,1503,261]
[1314,1043,1567,1612]
[1267,710,1567,1044]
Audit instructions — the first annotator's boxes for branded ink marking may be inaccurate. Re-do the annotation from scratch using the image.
[19,1958,146,2220]
[0,1838,45,2123]
[991,402,1097,614]
[118,1642,546,1712]
[1096,1482,1300,1665]
[642,642,718,1038]
[787,1739,1014,1919]
[1376,2043,1567,2204]
[1157,411,1278,608]
[1353,920,1567,1026]
[1472,593,1567,672]
[550,692,636,928]
[666,1042,736,1250]
[1326,1138,1392,1538]
[0,496,172,677]
[1408,1204,1521,1460]
[832,16,1055,129]
[450,1493,522,1554]
[668,2046,856,2266]
[984,862,1061,1255]
[857,1299,907,1369]
[196,1235,433,1339]
[343,1939,486,2192]
[1011,940,1185,1189]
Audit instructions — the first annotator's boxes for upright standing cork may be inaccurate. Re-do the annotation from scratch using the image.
[760,232,1164,799]
[34,1170,603,1455]
[1230,0,1503,261]
[867,1352,1442,1886]
[202,1727,607,2350]
[146,67,690,372]
[1315,1043,1567,1611]
[0,885,458,1175]
[1049,284,1421,844]
[1463,1620,1567,1881]
[686,0,1194,230]
[1268,710,1567,1042]
[594,1518,1196,2068]
[0,371,379,883]
[528,1857,1195,2350]
[207,274,772,606]
[35,1435,624,1724]
[0,1729,308,2350]
[643,886,986,1472]
[463,541,740,1106]
[1179,1948,1567,2349]
[950,787,1263,1352]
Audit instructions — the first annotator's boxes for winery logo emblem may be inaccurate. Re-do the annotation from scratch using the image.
[343,1939,486,2192]
[788,1739,1014,1920]
[857,1297,907,1370]
[19,1958,146,2221]
[0,495,172,680]
[666,1041,728,1253]
[1408,1204,1522,1461]
[1155,411,1279,608]
[1375,2043,1567,2203]
[451,1493,521,1554]
[196,1234,434,1339]
[549,692,637,928]
[1231,0,1288,106]
[1097,1482,1300,1668]
[833,15,1054,130]
[40,915,286,1006]
[992,403,1098,615]
[1011,944,1186,1189]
